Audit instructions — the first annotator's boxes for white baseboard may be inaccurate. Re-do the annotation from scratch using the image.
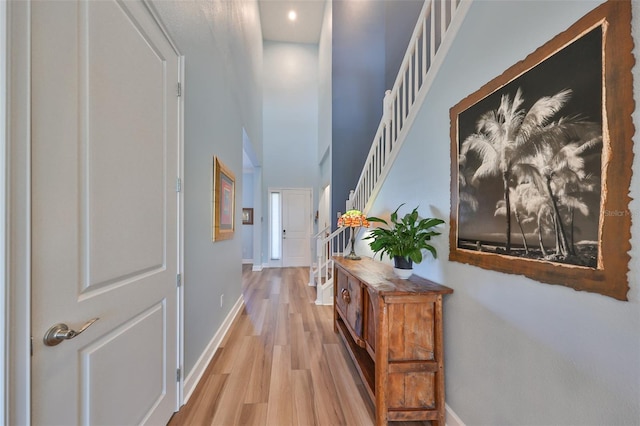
[446,403,465,426]
[242,259,252,264]
[182,295,245,404]
[252,264,263,272]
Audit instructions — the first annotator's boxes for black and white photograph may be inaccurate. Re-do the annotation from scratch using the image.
[455,26,603,268]
[450,1,632,301]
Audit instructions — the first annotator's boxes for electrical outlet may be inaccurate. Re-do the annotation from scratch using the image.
[220,294,224,307]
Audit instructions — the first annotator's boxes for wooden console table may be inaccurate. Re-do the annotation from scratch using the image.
[333,256,453,426]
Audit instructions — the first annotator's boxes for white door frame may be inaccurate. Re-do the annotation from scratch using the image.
[4,2,185,422]
[6,2,31,423]
[267,188,282,268]
[1,0,8,423]
[145,1,185,408]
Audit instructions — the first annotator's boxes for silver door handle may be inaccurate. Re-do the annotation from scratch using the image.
[43,318,99,346]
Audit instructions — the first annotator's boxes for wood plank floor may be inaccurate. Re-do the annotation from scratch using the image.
[168,265,430,426]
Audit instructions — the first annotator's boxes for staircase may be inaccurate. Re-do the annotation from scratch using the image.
[310,0,471,305]
[309,225,350,305]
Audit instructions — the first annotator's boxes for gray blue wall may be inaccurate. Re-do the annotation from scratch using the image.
[384,0,423,90]
[356,1,640,423]
[331,1,425,222]
[318,0,333,184]
[152,0,263,379]
[332,1,386,220]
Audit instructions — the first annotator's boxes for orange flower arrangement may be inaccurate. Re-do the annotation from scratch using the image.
[337,210,370,228]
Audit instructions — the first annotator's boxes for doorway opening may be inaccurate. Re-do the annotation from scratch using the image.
[268,188,312,268]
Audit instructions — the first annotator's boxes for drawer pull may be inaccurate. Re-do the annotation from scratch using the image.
[341,288,351,304]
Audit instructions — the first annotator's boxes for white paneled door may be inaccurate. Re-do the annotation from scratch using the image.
[31,1,180,424]
[282,189,312,267]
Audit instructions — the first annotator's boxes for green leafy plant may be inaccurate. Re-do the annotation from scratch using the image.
[364,204,445,267]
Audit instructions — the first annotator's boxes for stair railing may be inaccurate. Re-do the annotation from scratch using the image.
[351,0,471,213]
[309,224,330,287]
[312,0,471,305]
[310,225,349,305]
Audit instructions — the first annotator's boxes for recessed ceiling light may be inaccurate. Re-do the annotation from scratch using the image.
[288,10,297,21]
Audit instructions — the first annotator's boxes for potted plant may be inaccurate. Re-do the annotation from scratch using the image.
[364,204,445,279]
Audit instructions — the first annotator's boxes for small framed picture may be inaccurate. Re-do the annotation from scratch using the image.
[213,156,235,241]
[242,208,254,225]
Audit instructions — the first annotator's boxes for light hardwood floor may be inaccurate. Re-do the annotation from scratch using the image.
[168,265,430,426]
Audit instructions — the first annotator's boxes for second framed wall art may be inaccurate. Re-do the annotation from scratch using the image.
[213,156,235,241]
[449,0,633,301]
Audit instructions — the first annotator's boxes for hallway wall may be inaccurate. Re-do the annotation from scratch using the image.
[152,0,263,379]
[242,172,254,261]
[261,41,320,264]
[356,1,640,424]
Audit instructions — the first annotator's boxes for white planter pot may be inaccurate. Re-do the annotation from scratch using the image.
[393,267,413,279]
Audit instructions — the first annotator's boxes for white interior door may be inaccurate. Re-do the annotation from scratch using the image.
[282,189,312,267]
[30,1,180,424]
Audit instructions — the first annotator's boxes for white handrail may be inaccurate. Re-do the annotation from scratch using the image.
[309,225,350,305]
[351,0,471,214]
[312,224,331,240]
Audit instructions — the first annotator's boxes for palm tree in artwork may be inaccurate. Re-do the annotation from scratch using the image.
[515,128,602,257]
[559,172,598,252]
[510,180,555,257]
[495,191,529,255]
[532,197,554,257]
[460,87,598,255]
[459,90,523,253]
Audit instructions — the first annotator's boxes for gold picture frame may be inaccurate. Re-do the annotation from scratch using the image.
[213,156,235,241]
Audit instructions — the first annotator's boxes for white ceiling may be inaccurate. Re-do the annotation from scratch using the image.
[259,0,326,44]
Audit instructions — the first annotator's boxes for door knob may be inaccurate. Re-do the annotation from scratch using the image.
[43,318,99,346]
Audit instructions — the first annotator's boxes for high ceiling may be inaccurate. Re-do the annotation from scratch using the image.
[259,0,326,44]
[244,1,326,170]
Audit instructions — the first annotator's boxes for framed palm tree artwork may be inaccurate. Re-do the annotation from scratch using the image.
[449,0,632,301]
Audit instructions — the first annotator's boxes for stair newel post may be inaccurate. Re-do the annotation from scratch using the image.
[347,190,355,211]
